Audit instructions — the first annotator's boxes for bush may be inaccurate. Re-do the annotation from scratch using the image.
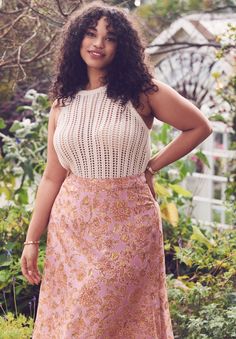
[0,89,50,206]
[0,312,34,339]
[168,225,236,338]
[0,205,46,317]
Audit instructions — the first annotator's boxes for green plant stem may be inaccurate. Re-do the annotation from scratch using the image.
[2,290,8,314]
[12,278,18,318]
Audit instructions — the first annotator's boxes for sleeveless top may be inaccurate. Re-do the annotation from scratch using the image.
[53,85,152,179]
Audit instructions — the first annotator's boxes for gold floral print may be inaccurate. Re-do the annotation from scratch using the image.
[32,172,174,339]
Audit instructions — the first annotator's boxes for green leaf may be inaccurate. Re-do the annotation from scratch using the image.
[0,186,12,200]
[212,72,221,79]
[22,161,34,181]
[209,114,227,123]
[0,270,11,283]
[158,123,172,145]
[190,225,216,249]
[195,150,210,168]
[16,188,29,205]
[17,275,27,281]
[169,184,192,197]
[9,121,22,133]
[154,182,171,197]
[0,118,6,129]
[16,105,34,112]
[174,246,193,266]
[0,254,12,266]
[36,95,50,109]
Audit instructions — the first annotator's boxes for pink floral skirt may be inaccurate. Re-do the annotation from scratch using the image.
[32,171,174,339]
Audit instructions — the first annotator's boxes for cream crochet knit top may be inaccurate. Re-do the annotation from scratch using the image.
[53,85,152,179]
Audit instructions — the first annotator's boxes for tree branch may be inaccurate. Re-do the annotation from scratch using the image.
[0,9,24,15]
[151,45,198,55]
[54,0,68,17]
[146,41,235,52]
[68,2,84,16]
[204,5,236,13]
[20,0,63,27]
[147,42,219,48]
[22,33,57,63]
[0,11,28,38]
[14,16,41,81]
[1,51,53,69]
[0,31,56,69]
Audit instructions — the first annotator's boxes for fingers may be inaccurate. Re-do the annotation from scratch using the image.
[21,257,34,285]
[28,265,41,285]
[21,256,41,285]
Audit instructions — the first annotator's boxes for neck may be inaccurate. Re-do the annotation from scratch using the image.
[86,68,107,90]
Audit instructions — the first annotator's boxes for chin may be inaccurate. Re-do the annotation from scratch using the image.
[84,59,110,70]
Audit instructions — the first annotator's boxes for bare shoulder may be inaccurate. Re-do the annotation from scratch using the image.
[50,99,62,127]
[145,78,212,132]
[146,78,182,107]
[137,79,169,114]
[43,98,68,182]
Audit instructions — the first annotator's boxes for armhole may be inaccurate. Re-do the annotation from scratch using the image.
[54,107,61,128]
[54,105,66,128]
[128,101,151,133]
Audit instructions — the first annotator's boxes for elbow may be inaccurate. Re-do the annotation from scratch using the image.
[205,122,213,137]
[183,123,213,141]
[200,120,213,138]
[193,122,213,144]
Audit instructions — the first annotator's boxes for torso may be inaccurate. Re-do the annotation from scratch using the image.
[53,87,152,178]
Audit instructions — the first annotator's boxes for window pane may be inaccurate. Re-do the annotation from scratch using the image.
[213,181,222,200]
[214,132,224,149]
[212,208,221,223]
[213,158,227,176]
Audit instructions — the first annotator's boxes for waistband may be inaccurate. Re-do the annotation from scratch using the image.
[65,171,147,190]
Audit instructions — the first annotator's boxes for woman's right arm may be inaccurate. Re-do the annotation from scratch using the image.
[21,100,68,284]
[24,100,68,242]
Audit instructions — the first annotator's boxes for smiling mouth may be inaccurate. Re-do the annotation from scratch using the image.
[88,51,105,57]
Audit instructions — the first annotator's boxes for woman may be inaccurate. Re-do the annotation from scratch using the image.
[20,2,212,338]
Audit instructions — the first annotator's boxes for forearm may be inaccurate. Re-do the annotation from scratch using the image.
[25,177,64,242]
[148,126,212,172]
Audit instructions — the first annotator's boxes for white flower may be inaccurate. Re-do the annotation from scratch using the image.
[21,118,31,126]
[25,89,37,100]
[168,169,179,180]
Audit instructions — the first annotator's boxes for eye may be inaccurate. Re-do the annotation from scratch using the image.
[85,31,96,37]
[106,36,117,42]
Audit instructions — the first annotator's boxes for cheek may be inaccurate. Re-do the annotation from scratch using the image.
[79,42,84,53]
[79,47,85,60]
[80,38,89,51]
[108,45,117,59]
[80,43,88,60]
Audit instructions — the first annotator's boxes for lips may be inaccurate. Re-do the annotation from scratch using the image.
[88,50,105,58]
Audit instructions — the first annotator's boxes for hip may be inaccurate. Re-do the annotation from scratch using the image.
[50,171,161,226]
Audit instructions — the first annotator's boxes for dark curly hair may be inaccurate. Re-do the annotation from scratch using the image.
[50,1,158,107]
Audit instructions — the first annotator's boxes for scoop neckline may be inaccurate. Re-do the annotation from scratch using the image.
[78,84,107,95]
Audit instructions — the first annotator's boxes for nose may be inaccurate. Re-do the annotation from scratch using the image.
[93,37,104,49]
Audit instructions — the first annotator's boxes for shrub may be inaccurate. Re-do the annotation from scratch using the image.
[0,312,34,339]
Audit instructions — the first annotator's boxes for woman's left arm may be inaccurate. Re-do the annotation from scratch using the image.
[147,79,213,172]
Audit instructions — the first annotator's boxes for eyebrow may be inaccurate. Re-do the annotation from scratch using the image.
[87,27,117,36]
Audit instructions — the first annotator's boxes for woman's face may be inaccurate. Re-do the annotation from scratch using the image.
[80,16,118,72]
